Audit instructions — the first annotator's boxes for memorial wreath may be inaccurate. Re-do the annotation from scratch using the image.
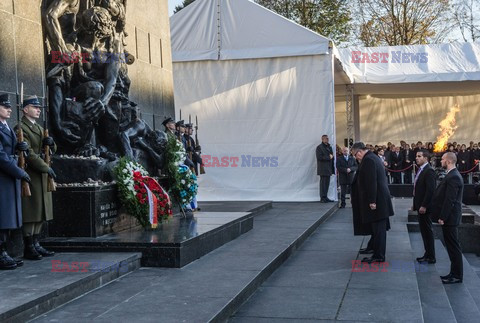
[114,158,172,228]
[165,135,198,208]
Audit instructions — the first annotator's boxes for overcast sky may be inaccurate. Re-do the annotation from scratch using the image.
[168,0,184,16]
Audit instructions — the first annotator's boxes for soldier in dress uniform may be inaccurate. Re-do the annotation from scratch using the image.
[162,117,176,137]
[184,123,203,176]
[18,96,57,260]
[0,93,30,270]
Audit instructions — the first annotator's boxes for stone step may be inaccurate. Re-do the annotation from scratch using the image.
[434,239,480,323]
[408,232,457,323]
[0,252,141,323]
[30,203,338,322]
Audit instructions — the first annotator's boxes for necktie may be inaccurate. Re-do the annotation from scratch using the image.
[413,167,423,195]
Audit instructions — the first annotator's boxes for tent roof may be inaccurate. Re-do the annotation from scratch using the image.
[335,42,480,85]
[170,0,331,62]
[334,42,480,98]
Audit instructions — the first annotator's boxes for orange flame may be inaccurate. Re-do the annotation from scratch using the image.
[433,104,460,153]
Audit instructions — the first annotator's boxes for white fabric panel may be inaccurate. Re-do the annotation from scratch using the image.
[170,0,220,61]
[173,55,336,201]
[336,42,480,84]
[334,94,480,145]
[170,0,330,62]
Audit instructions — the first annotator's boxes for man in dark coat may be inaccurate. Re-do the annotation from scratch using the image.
[412,149,437,264]
[316,134,334,203]
[431,152,464,284]
[390,145,403,184]
[351,142,394,263]
[402,144,415,184]
[19,96,57,260]
[0,93,30,270]
[336,147,357,208]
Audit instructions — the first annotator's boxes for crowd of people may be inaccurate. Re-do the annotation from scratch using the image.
[317,136,465,285]
[335,140,480,184]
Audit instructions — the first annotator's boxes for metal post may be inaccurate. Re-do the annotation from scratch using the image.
[346,85,354,148]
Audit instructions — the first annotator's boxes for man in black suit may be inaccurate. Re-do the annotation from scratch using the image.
[431,152,464,284]
[351,142,394,263]
[413,149,437,264]
[336,147,357,208]
[316,135,334,203]
[402,144,415,184]
[390,145,403,184]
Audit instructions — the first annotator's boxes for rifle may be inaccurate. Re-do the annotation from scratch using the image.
[195,115,205,174]
[16,83,31,196]
[43,89,56,192]
[187,115,195,173]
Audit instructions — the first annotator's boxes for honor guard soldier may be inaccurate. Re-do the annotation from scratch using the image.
[162,117,176,137]
[19,95,57,260]
[0,93,30,270]
[184,123,203,176]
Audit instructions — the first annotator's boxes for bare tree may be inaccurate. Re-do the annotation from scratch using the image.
[355,0,452,46]
[256,0,353,45]
[452,0,480,41]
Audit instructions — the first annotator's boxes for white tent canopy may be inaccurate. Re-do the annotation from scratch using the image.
[170,0,337,202]
[333,43,480,146]
[170,0,330,62]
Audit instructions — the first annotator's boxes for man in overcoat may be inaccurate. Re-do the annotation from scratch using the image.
[351,142,394,263]
[19,96,57,260]
[336,147,357,208]
[316,134,334,203]
[0,93,30,269]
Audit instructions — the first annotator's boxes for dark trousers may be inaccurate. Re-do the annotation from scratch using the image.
[340,184,350,206]
[418,213,435,259]
[404,170,412,184]
[366,235,374,250]
[371,218,387,259]
[392,172,401,184]
[319,176,330,200]
[0,230,8,248]
[442,225,463,279]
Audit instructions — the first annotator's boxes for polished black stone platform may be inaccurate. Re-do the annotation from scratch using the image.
[407,204,480,254]
[42,207,262,267]
[390,184,480,204]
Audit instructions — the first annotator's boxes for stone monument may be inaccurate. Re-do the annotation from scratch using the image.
[0,0,176,241]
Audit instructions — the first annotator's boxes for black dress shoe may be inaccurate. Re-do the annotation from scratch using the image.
[361,256,385,263]
[359,248,374,254]
[326,198,334,202]
[339,205,345,208]
[440,273,453,280]
[0,251,17,270]
[15,258,24,267]
[416,256,436,264]
[442,277,462,284]
[34,242,55,257]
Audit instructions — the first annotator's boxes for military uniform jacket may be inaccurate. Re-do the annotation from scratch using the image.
[0,122,26,229]
[19,117,54,222]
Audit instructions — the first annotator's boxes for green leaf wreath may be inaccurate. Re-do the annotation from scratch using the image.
[165,135,198,207]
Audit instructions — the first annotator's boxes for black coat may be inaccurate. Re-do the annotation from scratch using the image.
[412,164,436,212]
[351,169,373,236]
[402,149,415,170]
[355,151,394,224]
[457,150,470,172]
[389,151,404,170]
[431,168,464,226]
[316,143,334,176]
[0,123,26,229]
[336,155,357,185]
